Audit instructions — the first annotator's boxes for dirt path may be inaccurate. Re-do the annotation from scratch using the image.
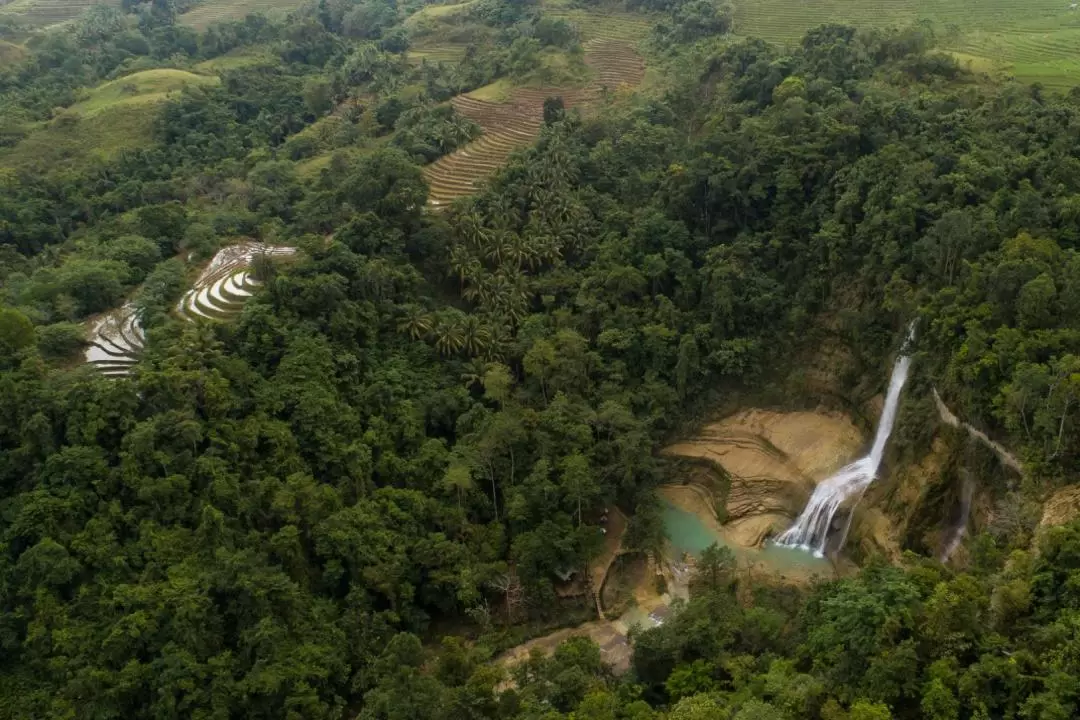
[495,618,632,678]
[933,388,1023,474]
[589,508,628,618]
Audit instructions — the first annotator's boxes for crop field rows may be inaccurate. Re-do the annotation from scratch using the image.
[83,243,297,376]
[175,242,296,321]
[406,44,469,66]
[0,0,116,26]
[731,0,1080,89]
[179,0,304,30]
[84,302,145,377]
[543,9,655,45]
[424,38,646,207]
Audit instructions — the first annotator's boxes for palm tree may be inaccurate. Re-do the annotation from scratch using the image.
[486,271,532,325]
[454,210,490,250]
[462,275,492,306]
[482,317,513,361]
[434,313,465,356]
[486,195,518,233]
[459,315,492,357]
[506,232,540,271]
[448,244,482,290]
[460,357,491,390]
[397,304,433,340]
[484,231,513,267]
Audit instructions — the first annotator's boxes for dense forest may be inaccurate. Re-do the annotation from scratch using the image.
[3,0,1080,717]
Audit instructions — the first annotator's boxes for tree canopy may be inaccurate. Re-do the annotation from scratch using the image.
[3,0,1080,717]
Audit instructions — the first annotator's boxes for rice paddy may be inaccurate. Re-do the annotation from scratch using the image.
[423,37,647,207]
[175,242,297,322]
[0,0,116,27]
[178,0,305,30]
[82,243,298,377]
[84,302,145,377]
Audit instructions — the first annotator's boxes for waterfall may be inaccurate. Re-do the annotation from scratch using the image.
[776,333,914,557]
[940,475,975,563]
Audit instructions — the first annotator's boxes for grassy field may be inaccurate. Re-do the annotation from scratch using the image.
[404,0,478,28]
[70,69,218,114]
[731,0,1080,90]
[0,69,218,171]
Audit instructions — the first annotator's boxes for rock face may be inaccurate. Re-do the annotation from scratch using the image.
[664,409,864,545]
[1040,486,1080,529]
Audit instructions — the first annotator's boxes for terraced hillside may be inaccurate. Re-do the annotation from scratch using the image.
[424,38,646,207]
[175,242,297,321]
[732,0,1080,90]
[84,303,145,377]
[178,0,305,30]
[82,243,296,376]
[0,0,115,27]
[542,8,655,44]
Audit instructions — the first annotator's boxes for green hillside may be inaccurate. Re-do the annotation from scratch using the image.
[7,1,1080,719]
[0,69,218,170]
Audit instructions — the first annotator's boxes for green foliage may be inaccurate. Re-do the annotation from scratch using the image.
[35,321,86,359]
[0,305,34,356]
[8,6,1080,719]
[393,103,479,162]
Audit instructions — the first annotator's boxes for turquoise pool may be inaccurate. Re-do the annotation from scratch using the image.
[661,501,832,576]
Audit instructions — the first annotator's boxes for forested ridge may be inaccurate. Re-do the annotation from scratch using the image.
[4,0,1080,718]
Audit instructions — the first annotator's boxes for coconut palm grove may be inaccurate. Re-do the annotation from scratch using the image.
[4,0,1080,717]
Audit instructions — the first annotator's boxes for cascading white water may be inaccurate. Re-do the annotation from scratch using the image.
[776,334,914,557]
[940,475,975,563]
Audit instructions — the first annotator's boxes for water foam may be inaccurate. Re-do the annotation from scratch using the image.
[776,329,914,556]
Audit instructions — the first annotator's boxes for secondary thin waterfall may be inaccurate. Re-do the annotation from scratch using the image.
[940,475,975,563]
[776,335,914,556]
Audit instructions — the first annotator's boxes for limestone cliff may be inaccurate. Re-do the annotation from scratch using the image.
[663,409,863,547]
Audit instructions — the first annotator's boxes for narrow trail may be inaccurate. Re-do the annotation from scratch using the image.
[933,387,1024,474]
[423,38,646,207]
[588,508,628,619]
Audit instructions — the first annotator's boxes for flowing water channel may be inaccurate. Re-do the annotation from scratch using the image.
[775,335,914,557]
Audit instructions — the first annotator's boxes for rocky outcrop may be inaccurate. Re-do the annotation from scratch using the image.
[664,410,864,544]
[1040,486,1080,529]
